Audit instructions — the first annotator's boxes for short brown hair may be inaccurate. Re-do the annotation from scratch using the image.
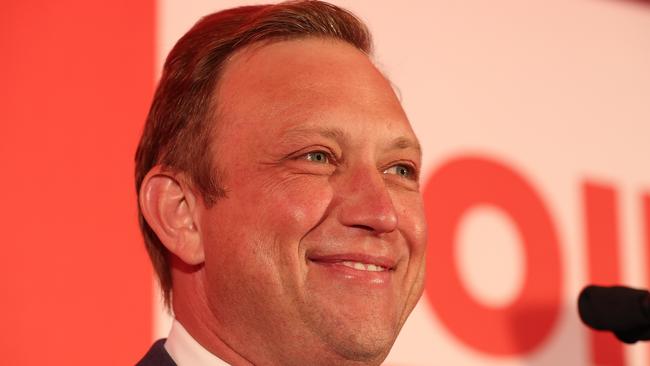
[135,1,372,306]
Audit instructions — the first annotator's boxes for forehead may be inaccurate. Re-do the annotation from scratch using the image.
[214,37,415,141]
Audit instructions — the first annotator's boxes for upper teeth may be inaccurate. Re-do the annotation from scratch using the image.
[341,261,387,272]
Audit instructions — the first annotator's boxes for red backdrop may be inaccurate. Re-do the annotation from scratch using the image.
[1,1,155,364]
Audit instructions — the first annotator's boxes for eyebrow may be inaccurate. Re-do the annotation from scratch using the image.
[279,126,421,156]
[278,126,350,146]
[390,136,422,157]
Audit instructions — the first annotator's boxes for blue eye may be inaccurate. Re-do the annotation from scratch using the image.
[305,151,329,163]
[384,164,414,179]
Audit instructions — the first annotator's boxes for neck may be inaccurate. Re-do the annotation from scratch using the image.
[171,262,254,366]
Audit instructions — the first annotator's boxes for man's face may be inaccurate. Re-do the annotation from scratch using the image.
[198,38,427,365]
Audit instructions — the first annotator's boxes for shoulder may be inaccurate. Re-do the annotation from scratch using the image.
[135,339,177,366]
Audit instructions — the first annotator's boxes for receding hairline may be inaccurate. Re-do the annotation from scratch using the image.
[209,36,403,134]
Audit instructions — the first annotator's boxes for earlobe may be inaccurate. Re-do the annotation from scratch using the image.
[139,167,205,265]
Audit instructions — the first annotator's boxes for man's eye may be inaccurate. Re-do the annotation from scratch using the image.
[384,164,415,179]
[304,151,329,163]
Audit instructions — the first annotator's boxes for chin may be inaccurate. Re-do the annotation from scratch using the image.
[315,318,398,365]
[299,288,404,364]
[337,336,393,364]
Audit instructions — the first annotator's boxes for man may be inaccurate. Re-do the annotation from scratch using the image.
[135,1,427,365]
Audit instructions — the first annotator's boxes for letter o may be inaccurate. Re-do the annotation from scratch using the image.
[423,156,562,355]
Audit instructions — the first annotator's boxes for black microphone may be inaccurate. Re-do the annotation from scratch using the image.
[578,285,650,343]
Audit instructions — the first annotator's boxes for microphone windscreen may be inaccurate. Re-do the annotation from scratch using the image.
[578,285,650,332]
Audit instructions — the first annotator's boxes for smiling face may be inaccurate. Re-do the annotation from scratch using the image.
[197,38,427,365]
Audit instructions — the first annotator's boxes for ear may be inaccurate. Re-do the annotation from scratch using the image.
[139,166,204,265]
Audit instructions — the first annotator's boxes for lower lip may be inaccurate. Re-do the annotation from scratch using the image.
[308,260,392,287]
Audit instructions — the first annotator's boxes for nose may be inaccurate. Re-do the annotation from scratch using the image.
[335,166,398,234]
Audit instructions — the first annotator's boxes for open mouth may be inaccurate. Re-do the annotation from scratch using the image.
[306,257,395,288]
[338,261,388,272]
[307,254,396,273]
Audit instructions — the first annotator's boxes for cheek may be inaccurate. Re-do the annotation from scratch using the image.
[395,194,428,308]
[200,176,335,303]
[396,192,428,254]
[201,174,335,270]
[258,174,335,234]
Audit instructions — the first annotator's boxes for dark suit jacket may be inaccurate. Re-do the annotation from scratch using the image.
[136,339,177,366]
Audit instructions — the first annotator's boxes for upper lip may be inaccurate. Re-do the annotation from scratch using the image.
[307,253,397,270]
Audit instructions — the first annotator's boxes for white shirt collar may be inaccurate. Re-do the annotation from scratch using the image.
[164,319,231,366]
